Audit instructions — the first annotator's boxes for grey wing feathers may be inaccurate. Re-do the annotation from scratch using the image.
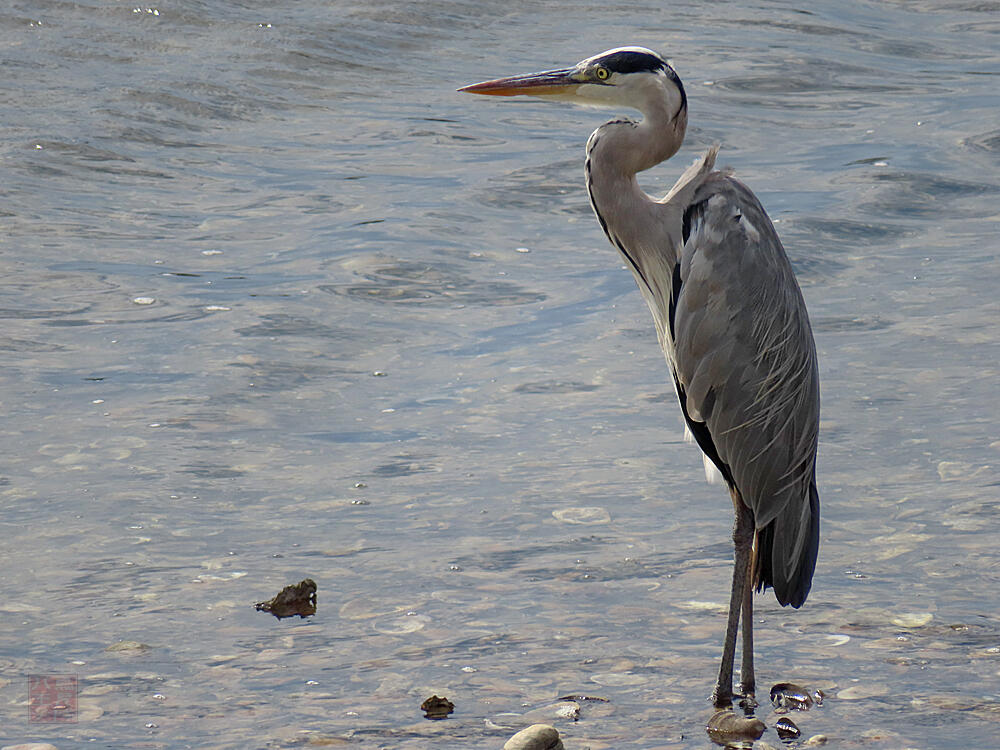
[670,172,820,607]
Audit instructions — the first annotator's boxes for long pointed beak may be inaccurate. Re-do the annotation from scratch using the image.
[458,68,582,97]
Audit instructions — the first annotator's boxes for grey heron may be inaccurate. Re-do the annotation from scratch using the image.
[460,47,820,707]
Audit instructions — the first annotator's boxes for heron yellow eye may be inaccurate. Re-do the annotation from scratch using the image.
[595,67,609,80]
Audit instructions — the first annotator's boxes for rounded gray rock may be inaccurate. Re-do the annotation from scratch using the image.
[503,723,565,750]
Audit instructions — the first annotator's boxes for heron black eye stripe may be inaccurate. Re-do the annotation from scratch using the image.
[599,49,668,75]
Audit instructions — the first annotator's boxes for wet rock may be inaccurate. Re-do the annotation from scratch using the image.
[420,694,454,720]
[254,579,317,619]
[706,710,765,745]
[553,703,579,721]
[775,716,801,740]
[503,724,564,750]
[804,735,829,746]
[769,682,814,710]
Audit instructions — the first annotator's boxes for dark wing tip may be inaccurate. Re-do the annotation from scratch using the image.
[756,480,820,608]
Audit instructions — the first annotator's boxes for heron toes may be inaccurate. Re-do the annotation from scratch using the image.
[738,690,758,711]
[710,687,758,711]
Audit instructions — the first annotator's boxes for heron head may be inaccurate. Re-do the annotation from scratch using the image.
[459,46,687,120]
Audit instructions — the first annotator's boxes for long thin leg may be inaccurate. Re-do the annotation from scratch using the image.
[713,493,754,707]
[740,557,756,703]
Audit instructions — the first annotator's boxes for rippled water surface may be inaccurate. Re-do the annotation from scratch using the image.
[1,1,998,748]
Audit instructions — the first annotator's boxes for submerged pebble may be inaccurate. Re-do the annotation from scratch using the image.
[837,683,890,700]
[104,640,150,653]
[891,612,933,628]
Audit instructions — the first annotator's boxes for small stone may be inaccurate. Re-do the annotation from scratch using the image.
[553,703,580,720]
[770,682,813,710]
[420,694,454,720]
[891,612,933,628]
[804,735,829,746]
[132,296,156,305]
[706,710,765,743]
[254,579,317,619]
[503,724,564,750]
[775,716,801,740]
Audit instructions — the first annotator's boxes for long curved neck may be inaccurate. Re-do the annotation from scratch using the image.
[585,102,688,340]
[593,97,687,176]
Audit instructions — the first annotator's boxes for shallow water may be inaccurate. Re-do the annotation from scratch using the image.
[1,1,998,748]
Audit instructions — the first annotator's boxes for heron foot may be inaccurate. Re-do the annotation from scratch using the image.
[711,686,734,709]
[712,686,758,711]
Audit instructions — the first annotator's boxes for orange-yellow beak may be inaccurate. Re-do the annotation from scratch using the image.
[458,68,582,97]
